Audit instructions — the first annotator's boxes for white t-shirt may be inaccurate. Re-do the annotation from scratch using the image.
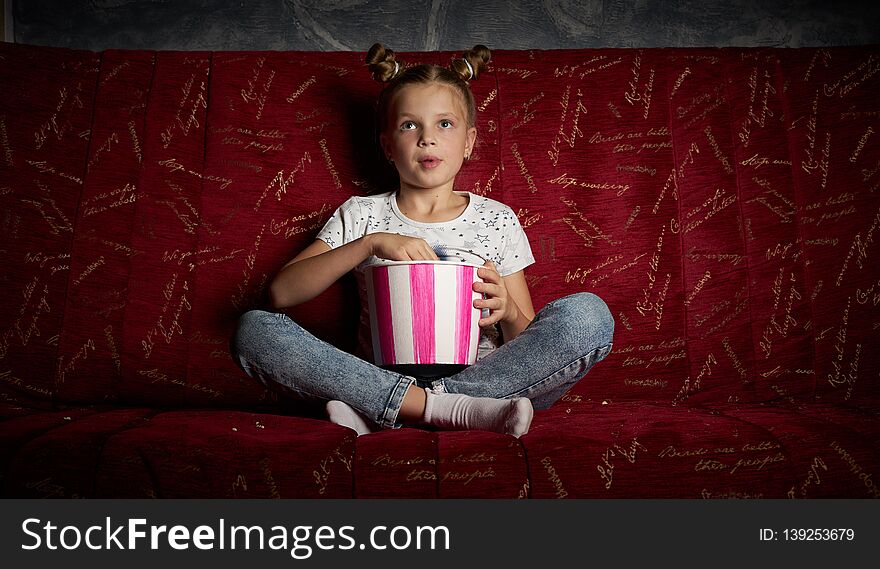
[315,190,535,361]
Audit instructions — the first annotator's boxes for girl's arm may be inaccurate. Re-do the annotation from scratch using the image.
[499,270,535,342]
[474,264,535,343]
[268,233,438,309]
[268,237,363,309]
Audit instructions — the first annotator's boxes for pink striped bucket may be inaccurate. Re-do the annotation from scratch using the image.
[364,260,484,366]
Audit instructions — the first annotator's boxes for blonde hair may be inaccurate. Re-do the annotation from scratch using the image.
[366,43,491,130]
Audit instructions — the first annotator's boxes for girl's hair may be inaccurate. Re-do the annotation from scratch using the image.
[365,43,491,130]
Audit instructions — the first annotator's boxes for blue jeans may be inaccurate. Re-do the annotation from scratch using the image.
[231,292,614,429]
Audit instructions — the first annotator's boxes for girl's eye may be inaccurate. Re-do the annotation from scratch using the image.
[439,120,453,128]
[400,121,417,130]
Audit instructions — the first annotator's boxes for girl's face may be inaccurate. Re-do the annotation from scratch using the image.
[380,83,477,194]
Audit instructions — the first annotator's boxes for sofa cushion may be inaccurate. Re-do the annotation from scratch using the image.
[4,43,878,412]
[4,400,876,498]
[3,406,355,498]
[354,428,530,498]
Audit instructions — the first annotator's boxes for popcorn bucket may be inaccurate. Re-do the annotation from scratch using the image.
[363,260,484,367]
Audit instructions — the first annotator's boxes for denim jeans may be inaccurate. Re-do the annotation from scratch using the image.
[231,292,614,429]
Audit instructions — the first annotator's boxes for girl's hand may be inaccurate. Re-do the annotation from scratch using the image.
[473,261,520,327]
[367,232,439,261]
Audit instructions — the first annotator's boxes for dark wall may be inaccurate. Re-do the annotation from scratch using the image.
[12,0,880,51]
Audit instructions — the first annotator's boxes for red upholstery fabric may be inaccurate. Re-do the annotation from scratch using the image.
[0,42,877,497]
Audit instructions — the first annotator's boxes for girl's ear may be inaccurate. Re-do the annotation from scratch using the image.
[379,131,392,160]
[465,126,477,157]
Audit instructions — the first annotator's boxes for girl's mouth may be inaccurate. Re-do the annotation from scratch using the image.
[418,156,442,169]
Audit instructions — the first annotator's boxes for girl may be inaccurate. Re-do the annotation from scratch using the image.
[232,44,614,437]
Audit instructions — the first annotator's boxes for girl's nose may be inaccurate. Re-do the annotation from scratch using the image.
[418,130,436,146]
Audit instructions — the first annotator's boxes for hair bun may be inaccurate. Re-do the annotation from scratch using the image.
[451,44,491,82]
[366,43,403,83]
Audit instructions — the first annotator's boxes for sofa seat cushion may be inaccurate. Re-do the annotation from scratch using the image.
[2,405,355,498]
[354,428,530,498]
[523,402,879,498]
[5,401,875,498]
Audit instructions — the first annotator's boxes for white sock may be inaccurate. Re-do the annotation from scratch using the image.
[326,400,375,436]
[422,388,533,438]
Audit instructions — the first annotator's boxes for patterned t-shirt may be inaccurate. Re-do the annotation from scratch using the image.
[315,190,535,360]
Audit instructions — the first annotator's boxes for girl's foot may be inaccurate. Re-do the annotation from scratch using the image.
[326,400,375,436]
[423,388,533,438]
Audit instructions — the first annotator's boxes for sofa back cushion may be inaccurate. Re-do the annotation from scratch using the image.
[1,43,877,410]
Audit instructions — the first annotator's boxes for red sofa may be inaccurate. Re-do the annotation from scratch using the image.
[1,41,878,498]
